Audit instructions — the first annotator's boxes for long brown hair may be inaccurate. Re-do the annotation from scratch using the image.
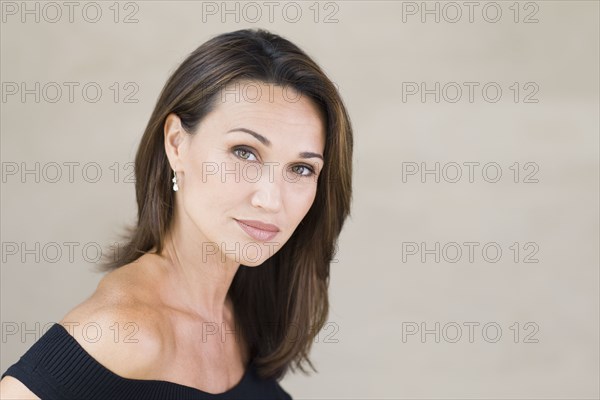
[96,28,353,381]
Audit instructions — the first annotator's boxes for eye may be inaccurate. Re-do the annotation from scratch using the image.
[232,146,258,162]
[291,164,315,177]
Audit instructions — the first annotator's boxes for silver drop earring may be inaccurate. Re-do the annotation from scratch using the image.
[172,171,179,192]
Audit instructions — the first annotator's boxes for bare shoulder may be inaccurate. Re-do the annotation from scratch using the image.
[0,375,41,399]
[58,262,166,379]
[0,261,167,399]
[0,265,158,399]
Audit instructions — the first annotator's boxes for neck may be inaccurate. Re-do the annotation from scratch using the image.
[151,209,241,323]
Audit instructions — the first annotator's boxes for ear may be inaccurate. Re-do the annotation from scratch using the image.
[164,113,187,171]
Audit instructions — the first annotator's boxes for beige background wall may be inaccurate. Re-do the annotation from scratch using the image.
[1,1,598,398]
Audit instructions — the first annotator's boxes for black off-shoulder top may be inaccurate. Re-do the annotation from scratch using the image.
[1,323,292,400]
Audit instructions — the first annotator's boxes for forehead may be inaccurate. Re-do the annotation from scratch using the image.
[206,81,326,147]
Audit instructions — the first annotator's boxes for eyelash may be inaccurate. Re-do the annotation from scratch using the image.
[231,145,316,177]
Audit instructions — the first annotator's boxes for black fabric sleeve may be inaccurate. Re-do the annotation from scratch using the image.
[2,323,295,400]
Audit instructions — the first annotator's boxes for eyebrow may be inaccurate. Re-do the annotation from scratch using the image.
[226,128,324,161]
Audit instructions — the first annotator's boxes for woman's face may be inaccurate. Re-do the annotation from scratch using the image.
[164,81,325,266]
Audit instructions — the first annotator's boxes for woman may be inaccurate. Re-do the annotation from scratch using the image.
[0,28,353,399]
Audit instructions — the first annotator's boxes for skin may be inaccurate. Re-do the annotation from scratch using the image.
[0,80,326,397]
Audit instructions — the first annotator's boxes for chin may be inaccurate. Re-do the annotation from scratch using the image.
[238,260,264,268]
[235,241,284,267]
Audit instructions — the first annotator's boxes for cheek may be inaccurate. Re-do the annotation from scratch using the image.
[183,158,254,218]
[184,175,240,213]
[287,184,318,223]
[179,161,226,226]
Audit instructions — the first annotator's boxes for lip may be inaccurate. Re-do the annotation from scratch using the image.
[235,219,280,242]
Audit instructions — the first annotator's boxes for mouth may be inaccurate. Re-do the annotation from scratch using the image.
[235,219,280,242]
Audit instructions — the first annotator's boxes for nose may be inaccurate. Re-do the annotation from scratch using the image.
[250,165,283,213]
